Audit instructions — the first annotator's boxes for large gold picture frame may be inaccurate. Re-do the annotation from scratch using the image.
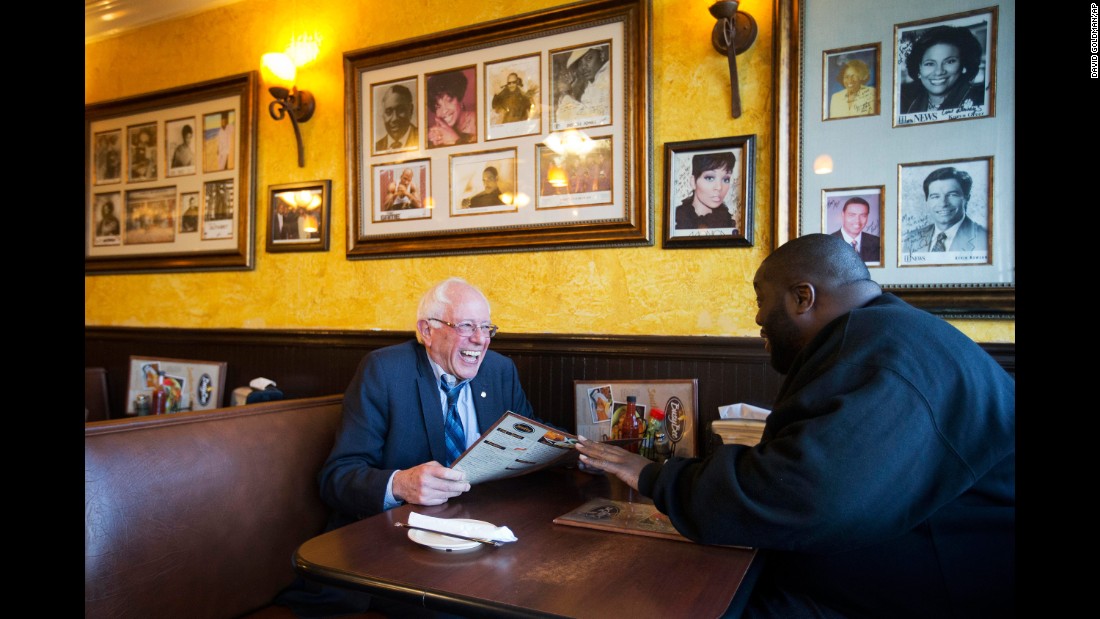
[345,0,652,259]
[85,72,258,274]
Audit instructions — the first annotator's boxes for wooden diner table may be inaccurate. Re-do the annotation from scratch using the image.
[294,466,758,618]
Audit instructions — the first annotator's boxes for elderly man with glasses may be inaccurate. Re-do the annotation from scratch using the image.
[319,277,532,528]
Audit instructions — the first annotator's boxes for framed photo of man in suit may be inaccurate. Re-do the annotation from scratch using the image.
[898,157,992,267]
[822,186,885,267]
[371,77,419,155]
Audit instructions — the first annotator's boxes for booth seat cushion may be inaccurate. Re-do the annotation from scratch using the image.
[85,395,350,619]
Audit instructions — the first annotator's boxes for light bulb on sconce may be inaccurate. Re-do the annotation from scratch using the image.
[709,1,758,118]
[813,154,834,175]
[261,52,316,167]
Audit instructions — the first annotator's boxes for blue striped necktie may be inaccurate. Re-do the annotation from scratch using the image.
[440,376,468,467]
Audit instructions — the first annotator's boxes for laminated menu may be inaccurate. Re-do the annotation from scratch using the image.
[451,411,580,485]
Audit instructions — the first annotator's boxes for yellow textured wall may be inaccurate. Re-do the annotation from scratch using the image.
[84,0,1014,343]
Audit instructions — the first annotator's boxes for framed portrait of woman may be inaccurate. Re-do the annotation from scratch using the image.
[822,44,880,121]
[425,66,478,149]
[893,8,996,127]
[662,135,755,249]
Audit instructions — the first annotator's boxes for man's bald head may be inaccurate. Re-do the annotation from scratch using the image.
[760,233,875,292]
[754,234,881,372]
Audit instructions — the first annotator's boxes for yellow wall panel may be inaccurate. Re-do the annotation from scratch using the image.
[85,0,1013,343]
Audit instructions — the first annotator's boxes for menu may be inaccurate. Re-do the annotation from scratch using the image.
[451,411,580,485]
[553,498,690,542]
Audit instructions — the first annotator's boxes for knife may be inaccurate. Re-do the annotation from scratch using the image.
[395,522,505,547]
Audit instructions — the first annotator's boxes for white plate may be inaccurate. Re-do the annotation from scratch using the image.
[406,518,488,552]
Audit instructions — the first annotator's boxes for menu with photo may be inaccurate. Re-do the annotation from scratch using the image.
[451,411,579,485]
[553,498,690,543]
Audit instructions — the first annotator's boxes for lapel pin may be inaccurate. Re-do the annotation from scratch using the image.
[481,391,487,398]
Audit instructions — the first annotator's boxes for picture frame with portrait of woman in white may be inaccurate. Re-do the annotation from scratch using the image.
[894,8,996,127]
[822,186,885,267]
[662,135,755,249]
[898,156,992,267]
[822,44,880,121]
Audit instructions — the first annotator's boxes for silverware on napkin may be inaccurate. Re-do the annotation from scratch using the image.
[395,522,505,547]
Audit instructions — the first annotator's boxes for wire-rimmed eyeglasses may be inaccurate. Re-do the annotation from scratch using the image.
[428,317,499,338]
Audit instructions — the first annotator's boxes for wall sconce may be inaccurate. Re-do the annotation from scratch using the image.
[709,1,758,118]
[261,52,316,167]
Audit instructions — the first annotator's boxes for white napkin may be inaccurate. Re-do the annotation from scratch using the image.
[408,511,518,542]
[718,403,772,421]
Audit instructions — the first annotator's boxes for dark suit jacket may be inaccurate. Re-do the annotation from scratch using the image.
[903,216,988,254]
[374,125,419,152]
[831,230,881,262]
[319,340,533,525]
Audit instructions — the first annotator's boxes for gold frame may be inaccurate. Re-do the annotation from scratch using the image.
[345,0,651,259]
[85,72,259,274]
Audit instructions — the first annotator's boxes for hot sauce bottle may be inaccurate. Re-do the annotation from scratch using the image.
[619,396,643,453]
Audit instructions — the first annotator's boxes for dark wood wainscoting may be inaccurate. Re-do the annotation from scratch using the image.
[86,327,1015,455]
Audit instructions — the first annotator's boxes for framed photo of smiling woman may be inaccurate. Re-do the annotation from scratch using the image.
[662,135,755,249]
[894,8,996,127]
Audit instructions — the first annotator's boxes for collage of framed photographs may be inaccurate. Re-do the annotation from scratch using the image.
[85,72,257,273]
[345,0,650,259]
[777,0,1014,317]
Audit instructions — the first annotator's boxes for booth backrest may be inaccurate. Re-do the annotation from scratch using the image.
[85,395,343,619]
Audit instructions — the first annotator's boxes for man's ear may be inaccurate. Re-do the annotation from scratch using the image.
[789,282,816,314]
[416,319,433,345]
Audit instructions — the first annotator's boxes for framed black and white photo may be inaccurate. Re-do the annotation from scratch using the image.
[202,178,234,240]
[822,186,885,266]
[179,191,200,234]
[93,129,122,185]
[346,0,651,259]
[92,192,122,246]
[485,54,541,140]
[823,44,880,120]
[267,180,331,253]
[898,157,991,267]
[662,135,755,249]
[128,123,158,182]
[371,77,419,155]
[894,8,996,127]
[85,72,257,273]
[550,41,612,131]
[166,116,198,177]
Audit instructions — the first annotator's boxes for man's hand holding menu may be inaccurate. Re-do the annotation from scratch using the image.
[451,412,580,485]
